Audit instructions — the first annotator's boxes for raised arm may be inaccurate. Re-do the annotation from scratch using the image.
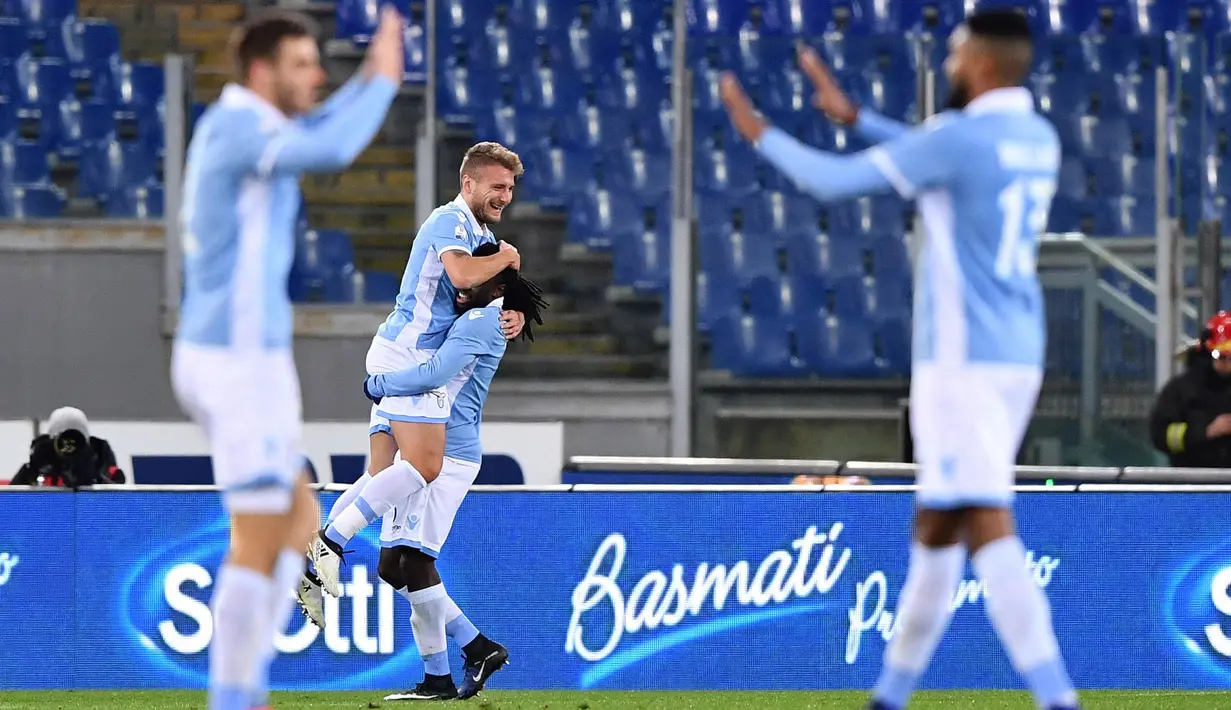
[797,44,909,145]
[300,74,367,128]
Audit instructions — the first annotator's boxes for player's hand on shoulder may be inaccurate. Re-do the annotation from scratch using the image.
[365,5,405,83]
[797,44,858,125]
[499,240,521,271]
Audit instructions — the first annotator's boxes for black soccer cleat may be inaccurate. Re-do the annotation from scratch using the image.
[457,640,509,699]
[382,677,458,702]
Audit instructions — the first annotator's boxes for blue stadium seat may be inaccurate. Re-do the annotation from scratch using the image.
[830,273,875,319]
[748,274,788,317]
[795,312,878,377]
[1094,195,1156,236]
[788,232,866,281]
[693,142,759,197]
[24,58,71,106]
[746,189,823,242]
[1056,157,1088,202]
[598,54,670,115]
[560,97,630,150]
[0,97,13,139]
[362,270,401,303]
[1094,155,1155,197]
[438,63,493,124]
[69,18,119,65]
[0,139,50,183]
[829,195,907,239]
[612,203,670,293]
[1035,35,1088,74]
[789,271,830,316]
[566,188,639,249]
[512,0,569,34]
[1085,34,1165,74]
[516,61,584,114]
[871,235,910,283]
[519,143,595,208]
[483,14,519,76]
[594,0,671,38]
[402,11,427,82]
[13,0,76,27]
[440,0,494,39]
[876,316,911,377]
[290,229,357,303]
[78,140,157,201]
[762,0,830,35]
[58,96,112,158]
[0,18,29,62]
[105,183,162,219]
[687,0,747,35]
[701,222,781,285]
[612,146,671,202]
[871,275,911,321]
[117,61,163,107]
[564,5,620,75]
[1,183,66,218]
[710,313,799,377]
[337,0,408,43]
[696,271,741,331]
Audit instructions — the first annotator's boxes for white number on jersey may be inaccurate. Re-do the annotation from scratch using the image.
[995,177,1055,279]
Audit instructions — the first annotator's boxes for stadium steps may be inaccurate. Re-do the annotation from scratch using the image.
[496,353,662,379]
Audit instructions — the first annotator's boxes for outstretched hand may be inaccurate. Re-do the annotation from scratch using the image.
[797,44,858,125]
[719,73,768,144]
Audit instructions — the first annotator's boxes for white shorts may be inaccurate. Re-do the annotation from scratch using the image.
[366,336,452,433]
[171,344,304,514]
[910,362,1042,510]
[379,455,480,557]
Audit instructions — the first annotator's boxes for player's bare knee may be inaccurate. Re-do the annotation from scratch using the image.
[913,508,965,547]
[377,548,406,589]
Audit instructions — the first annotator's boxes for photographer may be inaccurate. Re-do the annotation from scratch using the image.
[12,407,125,488]
[1150,312,1231,468]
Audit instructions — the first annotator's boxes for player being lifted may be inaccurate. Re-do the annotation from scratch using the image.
[304,144,527,610]
[172,8,402,710]
[370,242,546,701]
[720,10,1078,710]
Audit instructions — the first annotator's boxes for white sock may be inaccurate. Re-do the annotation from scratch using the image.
[248,549,305,707]
[327,471,372,524]
[872,543,966,708]
[398,587,482,649]
[325,461,426,547]
[209,564,273,710]
[406,583,451,677]
[974,536,1077,709]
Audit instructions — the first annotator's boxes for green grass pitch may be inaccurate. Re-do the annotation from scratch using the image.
[2,691,1228,710]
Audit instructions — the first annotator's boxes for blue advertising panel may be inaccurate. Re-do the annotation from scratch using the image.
[0,489,1229,691]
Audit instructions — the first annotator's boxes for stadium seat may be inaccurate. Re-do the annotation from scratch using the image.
[830,273,875,319]
[762,0,830,35]
[701,222,781,285]
[23,58,72,106]
[612,146,671,202]
[747,189,823,243]
[709,313,799,377]
[58,96,113,158]
[564,5,620,75]
[0,97,13,139]
[117,61,163,108]
[788,231,866,281]
[77,140,157,201]
[560,98,631,150]
[693,142,759,197]
[337,0,409,43]
[516,60,584,114]
[1094,195,1156,237]
[696,271,742,331]
[1,183,67,218]
[12,0,76,27]
[876,316,911,377]
[566,188,639,249]
[748,274,789,317]
[795,312,879,377]
[870,235,911,283]
[871,275,911,321]
[440,0,494,39]
[290,229,357,303]
[0,18,29,62]
[438,62,493,124]
[519,143,594,208]
[594,0,671,38]
[105,183,162,219]
[687,0,747,35]
[829,195,908,239]
[612,203,671,293]
[1056,157,1089,202]
[362,270,401,303]
[0,139,51,183]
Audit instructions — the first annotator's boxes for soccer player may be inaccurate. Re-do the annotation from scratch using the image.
[719,11,1079,710]
[308,144,526,601]
[170,8,402,710]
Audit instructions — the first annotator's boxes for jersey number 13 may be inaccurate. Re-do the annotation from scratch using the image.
[996,177,1055,279]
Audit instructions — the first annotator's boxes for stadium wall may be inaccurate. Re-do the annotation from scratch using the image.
[0,485,1228,691]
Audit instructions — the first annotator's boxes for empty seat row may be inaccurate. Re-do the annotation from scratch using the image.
[709,312,910,378]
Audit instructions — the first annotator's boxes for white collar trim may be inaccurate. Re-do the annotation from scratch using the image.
[219,84,291,127]
[964,87,1034,116]
[452,194,486,236]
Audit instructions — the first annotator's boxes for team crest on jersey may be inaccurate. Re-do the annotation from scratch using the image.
[454,224,467,240]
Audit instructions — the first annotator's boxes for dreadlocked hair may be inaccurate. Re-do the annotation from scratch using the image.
[498,268,548,342]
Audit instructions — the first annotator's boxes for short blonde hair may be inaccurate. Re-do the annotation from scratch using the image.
[461,142,524,180]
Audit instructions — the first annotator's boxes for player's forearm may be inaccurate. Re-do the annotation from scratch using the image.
[854,109,909,144]
[445,253,512,289]
[754,127,895,202]
[301,74,366,127]
[377,346,473,395]
[270,76,398,174]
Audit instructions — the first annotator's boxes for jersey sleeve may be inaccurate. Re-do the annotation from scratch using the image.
[422,211,474,257]
[372,310,504,396]
[863,115,965,198]
[218,76,399,178]
[853,109,909,145]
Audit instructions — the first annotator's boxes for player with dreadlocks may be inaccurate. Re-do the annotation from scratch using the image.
[300,242,547,701]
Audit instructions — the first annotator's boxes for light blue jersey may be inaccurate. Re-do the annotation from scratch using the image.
[368,298,508,463]
[375,197,496,351]
[176,77,397,350]
[757,87,1060,369]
